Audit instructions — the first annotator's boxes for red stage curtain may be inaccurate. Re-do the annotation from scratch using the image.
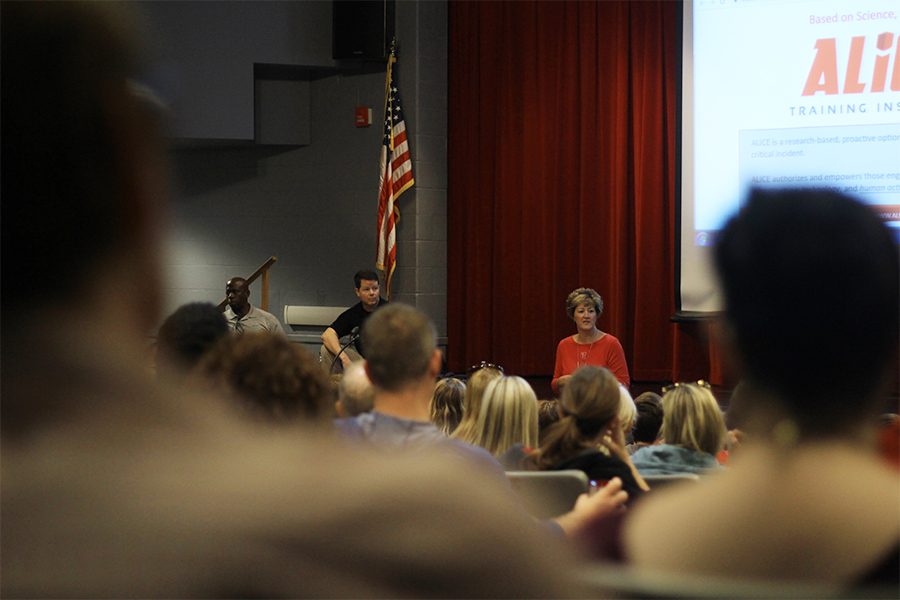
[448,0,721,383]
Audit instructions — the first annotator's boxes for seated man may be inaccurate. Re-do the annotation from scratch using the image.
[319,269,387,371]
[334,303,499,474]
[223,276,285,335]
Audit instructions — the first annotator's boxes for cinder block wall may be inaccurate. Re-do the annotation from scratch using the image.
[391,0,449,338]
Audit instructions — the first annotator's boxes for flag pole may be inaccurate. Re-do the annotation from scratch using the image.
[375,36,414,301]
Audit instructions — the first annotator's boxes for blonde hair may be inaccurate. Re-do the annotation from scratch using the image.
[565,287,604,320]
[661,384,726,455]
[469,376,538,456]
[451,366,503,443]
[430,377,466,435]
[617,385,636,437]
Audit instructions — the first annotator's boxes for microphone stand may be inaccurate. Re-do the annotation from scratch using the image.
[329,330,360,374]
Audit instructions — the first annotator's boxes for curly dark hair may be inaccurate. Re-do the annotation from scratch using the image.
[194,333,334,424]
[537,399,561,440]
[157,303,229,378]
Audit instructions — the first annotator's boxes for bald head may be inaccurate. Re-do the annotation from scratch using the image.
[337,361,375,417]
[225,277,250,313]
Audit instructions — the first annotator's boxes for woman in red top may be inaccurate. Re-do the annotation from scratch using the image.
[551,288,630,394]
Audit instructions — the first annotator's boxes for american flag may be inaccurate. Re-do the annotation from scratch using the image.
[375,47,414,299]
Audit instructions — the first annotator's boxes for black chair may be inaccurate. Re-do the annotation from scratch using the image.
[643,473,700,489]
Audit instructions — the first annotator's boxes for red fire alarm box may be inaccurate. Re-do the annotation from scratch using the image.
[355,106,373,127]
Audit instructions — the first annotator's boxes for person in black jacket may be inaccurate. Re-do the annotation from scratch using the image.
[517,366,650,500]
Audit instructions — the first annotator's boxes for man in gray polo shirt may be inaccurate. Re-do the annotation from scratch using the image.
[223,277,285,335]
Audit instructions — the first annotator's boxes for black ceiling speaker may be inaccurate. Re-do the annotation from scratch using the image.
[333,1,396,60]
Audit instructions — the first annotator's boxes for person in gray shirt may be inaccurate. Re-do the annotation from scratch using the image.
[223,276,285,335]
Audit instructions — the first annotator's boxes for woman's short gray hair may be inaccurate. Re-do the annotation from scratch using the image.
[565,287,604,320]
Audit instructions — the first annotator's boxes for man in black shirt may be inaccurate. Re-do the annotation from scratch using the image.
[320,269,388,372]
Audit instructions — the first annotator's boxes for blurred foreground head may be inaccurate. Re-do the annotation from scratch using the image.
[2,1,166,329]
[1,1,167,435]
[715,188,899,436]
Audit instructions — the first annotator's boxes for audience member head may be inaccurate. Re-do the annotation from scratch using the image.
[193,333,334,424]
[715,188,899,437]
[632,392,664,444]
[156,303,229,380]
[431,377,466,435]
[537,399,562,440]
[2,1,167,436]
[536,366,620,468]
[565,287,604,320]
[467,363,504,408]
[471,376,539,456]
[660,383,726,456]
[362,303,440,392]
[337,361,375,417]
[617,385,637,440]
[451,362,504,441]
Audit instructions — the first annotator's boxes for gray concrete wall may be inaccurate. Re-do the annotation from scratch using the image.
[139,0,334,140]
[154,1,448,348]
[391,0,449,336]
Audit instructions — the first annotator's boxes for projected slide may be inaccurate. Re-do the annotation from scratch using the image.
[681,0,899,312]
[738,124,900,222]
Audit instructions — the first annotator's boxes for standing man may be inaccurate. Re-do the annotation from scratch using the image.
[224,276,285,335]
[320,269,388,371]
